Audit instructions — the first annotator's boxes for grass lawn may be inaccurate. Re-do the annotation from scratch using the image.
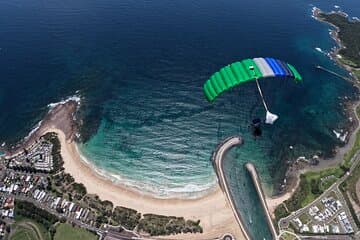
[279,232,297,240]
[282,167,345,212]
[13,217,50,240]
[341,161,360,205]
[321,177,337,190]
[339,57,358,68]
[11,217,51,240]
[302,167,344,205]
[298,213,311,224]
[354,69,360,80]
[54,224,97,240]
[11,226,38,240]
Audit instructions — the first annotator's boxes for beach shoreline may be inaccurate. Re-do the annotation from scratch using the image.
[75,144,218,200]
[4,8,359,230]
[49,127,244,239]
[266,6,360,214]
[5,100,244,239]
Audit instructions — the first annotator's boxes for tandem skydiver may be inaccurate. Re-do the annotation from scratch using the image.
[249,118,262,138]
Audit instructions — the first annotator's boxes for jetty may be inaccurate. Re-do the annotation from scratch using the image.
[315,65,353,82]
[211,136,251,240]
[245,163,278,240]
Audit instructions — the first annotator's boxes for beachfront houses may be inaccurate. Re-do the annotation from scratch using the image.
[8,138,54,172]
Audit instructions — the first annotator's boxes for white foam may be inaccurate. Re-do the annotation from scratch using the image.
[333,129,347,142]
[333,129,341,138]
[166,182,216,195]
[24,120,43,140]
[311,6,319,20]
[340,132,348,142]
[75,144,216,199]
[47,94,81,110]
[315,47,326,55]
[311,6,316,14]
[334,5,340,9]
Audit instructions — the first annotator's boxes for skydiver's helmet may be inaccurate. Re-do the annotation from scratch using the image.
[251,118,262,137]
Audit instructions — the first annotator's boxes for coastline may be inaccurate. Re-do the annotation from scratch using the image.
[266,6,360,215]
[76,145,218,200]
[4,7,358,232]
[8,100,245,239]
[45,127,244,239]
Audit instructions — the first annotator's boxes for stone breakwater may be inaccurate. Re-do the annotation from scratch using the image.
[211,136,251,240]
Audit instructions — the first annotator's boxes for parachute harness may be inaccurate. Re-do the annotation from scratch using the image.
[251,66,279,124]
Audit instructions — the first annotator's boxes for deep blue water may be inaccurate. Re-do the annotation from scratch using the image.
[1,0,359,239]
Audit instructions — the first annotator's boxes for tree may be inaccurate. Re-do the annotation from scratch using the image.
[60,217,66,223]
[49,225,56,239]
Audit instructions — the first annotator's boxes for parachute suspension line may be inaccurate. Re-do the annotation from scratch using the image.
[255,78,269,112]
[250,66,279,124]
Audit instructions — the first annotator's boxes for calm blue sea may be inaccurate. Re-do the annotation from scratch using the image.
[1,0,359,238]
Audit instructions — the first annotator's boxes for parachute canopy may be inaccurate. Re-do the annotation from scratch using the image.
[203,57,302,102]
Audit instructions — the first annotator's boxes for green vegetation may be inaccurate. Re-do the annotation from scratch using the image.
[137,214,202,236]
[34,134,203,237]
[343,106,360,167]
[279,232,297,240]
[340,161,360,205]
[275,104,360,219]
[354,69,360,80]
[83,195,113,224]
[12,217,51,240]
[274,204,290,222]
[319,12,360,67]
[339,58,358,67]
[47,172,75,198]
[54,224,97,240]
[67,182,87,200]
[339,105,360,208]
[111,206,141,230]
[298,213,311,224]
[11,227,38,240]
[281,167,345,212]
[15,200,58,230]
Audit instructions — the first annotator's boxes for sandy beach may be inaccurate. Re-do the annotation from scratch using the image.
[44,127,244,239]
[15,101,244,239]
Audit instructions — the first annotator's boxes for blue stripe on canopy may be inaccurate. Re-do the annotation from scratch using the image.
[271,58,286,76]
[278,60,294,77]
[276,59,292,77]
[265,58,281,76]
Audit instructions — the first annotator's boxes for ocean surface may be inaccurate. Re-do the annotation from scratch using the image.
[1,0,359,239]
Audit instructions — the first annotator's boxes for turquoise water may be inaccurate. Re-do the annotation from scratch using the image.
[0,0,359,239]
[75,1,359,197]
